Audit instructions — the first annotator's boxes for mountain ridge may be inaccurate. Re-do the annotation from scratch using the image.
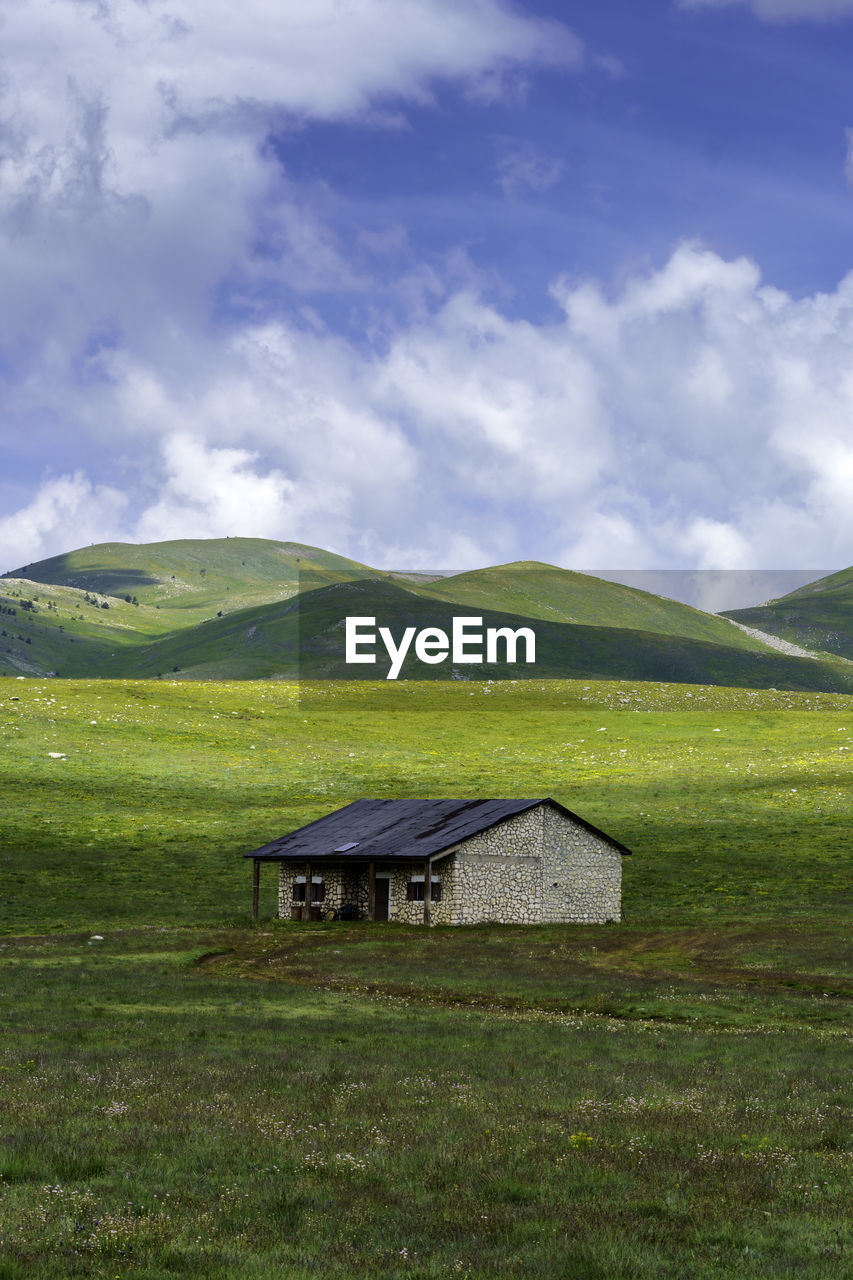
[2,538,852,691]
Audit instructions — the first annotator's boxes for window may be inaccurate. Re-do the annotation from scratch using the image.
[406,878,441,902]
[293,877,325,902]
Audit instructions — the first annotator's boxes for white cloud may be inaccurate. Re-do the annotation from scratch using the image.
[681,518,754,570]
[0,0,589,572]
[0,474,127,571]
[2,0,578,147]
[0,0,581,402]
[677,0,853,20]
[558,514,655,572]
[101,323,421,555]
[6,234,853,575]
[6,0,853,588]
[375,290,608,504]
[133,436,297,544]
[495,140,564,197]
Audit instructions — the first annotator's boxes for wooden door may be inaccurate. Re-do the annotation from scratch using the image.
[375,878,390,921]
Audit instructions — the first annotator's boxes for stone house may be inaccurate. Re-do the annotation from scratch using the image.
[246,798,630,925]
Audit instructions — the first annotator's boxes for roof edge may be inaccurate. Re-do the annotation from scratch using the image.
[244,797,631,860]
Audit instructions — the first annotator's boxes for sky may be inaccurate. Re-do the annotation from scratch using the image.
[3,0,853,585]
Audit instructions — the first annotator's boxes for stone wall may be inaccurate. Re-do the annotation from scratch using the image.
[447,803,622,924]
[278,865,353,918]
[540,804,622,923]
[386,866,451,925]
[445,806,544,924]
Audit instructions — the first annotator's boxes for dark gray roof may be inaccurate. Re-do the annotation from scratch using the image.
[245,797,631,863]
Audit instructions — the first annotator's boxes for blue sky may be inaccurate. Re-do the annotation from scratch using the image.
[3,0,853,581]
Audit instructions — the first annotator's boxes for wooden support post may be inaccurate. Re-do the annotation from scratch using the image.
[304,861,311,921]
[423,858,431,928]
[252,859,260,919]
[368,862,376,922]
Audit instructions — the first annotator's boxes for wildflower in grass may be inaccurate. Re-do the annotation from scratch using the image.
[624,1135,650,1162]
[334,1152,368,1171]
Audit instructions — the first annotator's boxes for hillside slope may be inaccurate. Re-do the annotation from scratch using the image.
[4,537,381,623]
[723,566,853,660]
[0,538,383,678]
[289,580,853,689]
[412,561,768,653]
[58,577,851,690]
[3,538,849,690]
[0,578,159,677]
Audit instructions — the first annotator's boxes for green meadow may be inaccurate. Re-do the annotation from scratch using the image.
[1,676,851,1277]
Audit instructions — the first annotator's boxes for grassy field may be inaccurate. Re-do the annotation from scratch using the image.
[1,676,851,929]
[0,676,851,1276]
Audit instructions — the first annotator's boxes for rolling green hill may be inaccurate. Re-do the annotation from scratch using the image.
[4,536,381,622]
[4,537,853,690]
[5,544,769,652]
[722,566,853,659]
[0,538,385,678]
[413,561,770,652]
[288,578,853,689]
[0,579,144,676]
[3,573,852,691]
